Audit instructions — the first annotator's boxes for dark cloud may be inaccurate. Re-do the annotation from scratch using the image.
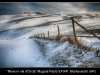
[0,2,100,15]
[0,6,21,15]
[83,3,100,11]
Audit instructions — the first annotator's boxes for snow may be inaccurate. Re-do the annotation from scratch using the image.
[0,39,51,67]
[0,13,100,67]
[34,38,97,67]
[0,15,63,32]
[0,15,12,26]
[78,37,100,48]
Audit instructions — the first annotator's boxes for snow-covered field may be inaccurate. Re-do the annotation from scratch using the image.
[0,39,51,67]
[0,13,100,67]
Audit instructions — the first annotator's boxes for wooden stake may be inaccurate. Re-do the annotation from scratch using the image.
[57,25,60,41]
[70,17,100,40]
[48,31,49,38]
[38,34,39,38]
[70,17,78,44]
[43,33,45,39]
[41,34,42,38]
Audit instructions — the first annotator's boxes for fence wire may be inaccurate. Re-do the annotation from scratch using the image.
[33,17,100,49]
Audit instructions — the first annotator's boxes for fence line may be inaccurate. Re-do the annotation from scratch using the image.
[32,17,100,45]
[70,17,100,40]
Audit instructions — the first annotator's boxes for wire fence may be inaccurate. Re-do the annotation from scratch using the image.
[30,17,100,50]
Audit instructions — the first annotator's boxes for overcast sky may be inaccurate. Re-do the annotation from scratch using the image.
[0,2,100,15]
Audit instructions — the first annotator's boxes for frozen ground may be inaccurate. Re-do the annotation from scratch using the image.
[0,13,100,67]
[0,39,51,67]
[34,38,100,67]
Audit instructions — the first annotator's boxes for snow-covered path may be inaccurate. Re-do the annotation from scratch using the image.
[0,39,51,67]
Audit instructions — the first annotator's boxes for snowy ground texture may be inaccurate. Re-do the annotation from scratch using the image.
[34,38,100,67]
[0,13,100,67]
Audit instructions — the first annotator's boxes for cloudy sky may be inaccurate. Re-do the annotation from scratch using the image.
[0,2,100,15]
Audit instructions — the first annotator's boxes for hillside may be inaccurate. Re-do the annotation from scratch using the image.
[0,13,100,67]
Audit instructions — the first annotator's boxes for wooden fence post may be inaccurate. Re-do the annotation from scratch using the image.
[41,34,42,38]
[37,34,38,38]
[36,35,37,38]
[36,35,38,38]
[48,31,49,38]
[57,25,60,41]
[70,17,78,44]
[70,17,100,40]
[43,33,45,39]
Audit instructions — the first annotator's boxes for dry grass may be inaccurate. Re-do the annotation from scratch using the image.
[30,34,100,51]
[65,36,99,51]
[55,35,63,41]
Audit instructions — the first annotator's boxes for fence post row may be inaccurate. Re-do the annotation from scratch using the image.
[34,17,100,44]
